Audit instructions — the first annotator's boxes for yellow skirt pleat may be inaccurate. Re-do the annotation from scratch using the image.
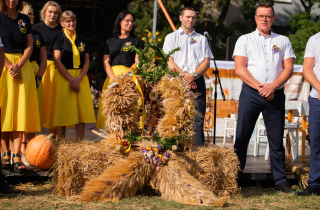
[95,65,129,129]
[0,53,41,132]
[31,61,44,123]
[41,60,57,129]
[53,69,96,127]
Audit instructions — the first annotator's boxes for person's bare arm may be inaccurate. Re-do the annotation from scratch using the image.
[183,58,210,85]
[0,47,4,77]
[258,58,293,97]
[15,34,33,72]
[73,53,90,86]
[168,57,184,75]
[36,46,47,86]
[103,54,115,80]
[53,50,78,92]
[303,57,320,100]
[234,56,261,90]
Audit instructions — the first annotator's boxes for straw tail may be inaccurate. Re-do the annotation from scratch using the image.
[72,152,151,202]
[150,160,226,207]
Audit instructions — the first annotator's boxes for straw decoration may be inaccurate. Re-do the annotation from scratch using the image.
[150,161,226,207]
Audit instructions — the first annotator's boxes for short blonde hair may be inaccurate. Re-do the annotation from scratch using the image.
[60,10,77,22]
[21,1,33,15]
[39,1,62,23]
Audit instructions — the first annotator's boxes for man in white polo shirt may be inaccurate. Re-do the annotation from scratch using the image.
[297,33,320,196]
[233,2,296,193]
[163,7,213,147]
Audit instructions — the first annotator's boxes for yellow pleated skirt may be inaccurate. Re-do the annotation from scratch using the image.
[41,60,57,129]
[0,53,41,132]
[31,61,44,123]
[53,69,96,127]
[95,65,129,129]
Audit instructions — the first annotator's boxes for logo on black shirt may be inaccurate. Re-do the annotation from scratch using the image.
[78,42,85,52]
[123,42,132,52]
[36,40,41,47]
[18,19,27,33]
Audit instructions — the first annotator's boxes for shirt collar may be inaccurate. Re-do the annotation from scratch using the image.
[178,27,196,35]
[255,28,273,38]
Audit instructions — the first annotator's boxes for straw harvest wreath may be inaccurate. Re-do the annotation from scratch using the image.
[51,44,240,207]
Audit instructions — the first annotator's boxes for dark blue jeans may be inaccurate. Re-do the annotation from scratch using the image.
[193,76,206,147]
[234,83,287,185]
[308,96,320,187]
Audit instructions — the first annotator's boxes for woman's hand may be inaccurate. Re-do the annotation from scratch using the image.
[9,64,22,80]
[69,78,79,92]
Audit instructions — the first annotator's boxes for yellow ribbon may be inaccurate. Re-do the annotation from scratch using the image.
[124,69,145,153]
[63,30,80,69]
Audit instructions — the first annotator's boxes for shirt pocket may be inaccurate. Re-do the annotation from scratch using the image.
[192,42,203,62]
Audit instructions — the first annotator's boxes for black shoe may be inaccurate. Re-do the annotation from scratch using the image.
[275,182,294,193]
[0,180,23,194]
[296,185,320,196]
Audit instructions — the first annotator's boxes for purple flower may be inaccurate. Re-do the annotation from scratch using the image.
[132,167,135,170]
[157,145,162,151]
[272,48,278,54]
[157,158,162,162]
[96,191,99,194]
[200,199,203,204]
[107,181,110,185]
[164,152,170,158]
[141,148,147,153]
[187,184,190,187]
[122,174,126,176]
[181,194,184,197]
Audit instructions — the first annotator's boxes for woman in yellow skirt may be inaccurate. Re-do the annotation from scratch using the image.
[20,2,47,157]
[32,1,62,134]
[0,0,40,173]
[52,11,96,139]
[96,10,144,129]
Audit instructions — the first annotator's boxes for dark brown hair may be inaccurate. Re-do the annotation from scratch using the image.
[0,0,24,12]
[181,7,196,16]
[255,2,275,17]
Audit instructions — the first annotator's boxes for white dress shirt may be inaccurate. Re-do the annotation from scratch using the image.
[233,29,296,89]
[304,32,320,98]
[162,27,213,74]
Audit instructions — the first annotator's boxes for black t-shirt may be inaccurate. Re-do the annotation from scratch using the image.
[0,12,31,53]
[32,22,62,60]
[29,30,45,63]
[103,36,144,67]
[52,32,89,69]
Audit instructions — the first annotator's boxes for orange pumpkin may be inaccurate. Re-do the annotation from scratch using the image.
[25,134,55,169]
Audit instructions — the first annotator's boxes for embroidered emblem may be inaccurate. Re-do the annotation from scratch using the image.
[123,42,131,52]
[18,19,27,33]
[78,42,85,52]
[272,45,280,54]
[35,40,41,47]
[190,38,197,44]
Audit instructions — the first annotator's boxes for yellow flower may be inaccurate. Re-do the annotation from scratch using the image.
[148,32,152,37]
[149,39,153,43]
[157,38,162,42]
[156,31,160,36]
[153,148,158,153]
[142,37,146,41]
[145,29,149,32]
[146,146,151,150]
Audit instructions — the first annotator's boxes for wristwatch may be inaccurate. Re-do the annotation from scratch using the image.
[35,75,42,81]
[193,72,197,78]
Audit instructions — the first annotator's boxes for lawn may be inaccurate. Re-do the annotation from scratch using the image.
[0,180,319,210]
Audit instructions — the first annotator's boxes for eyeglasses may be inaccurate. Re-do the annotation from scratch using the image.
[256,15,273,20]
[64,20,76,24]
[123,19,135,24]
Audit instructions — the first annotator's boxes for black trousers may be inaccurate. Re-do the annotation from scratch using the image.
[234,83,287,185]
[193,76,206,147]
[308,96,320,187]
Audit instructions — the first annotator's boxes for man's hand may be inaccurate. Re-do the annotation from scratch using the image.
[183,73,195,85]
[258,83,276,97]
[266,92,275,101]
[188,80,197,89]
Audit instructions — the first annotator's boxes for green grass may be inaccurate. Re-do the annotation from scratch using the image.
[0,181,320,210]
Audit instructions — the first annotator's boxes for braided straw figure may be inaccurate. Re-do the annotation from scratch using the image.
[154,75,196,144]
[101,75,144,137]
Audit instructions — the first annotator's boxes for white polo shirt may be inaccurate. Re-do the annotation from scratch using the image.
[304,32,320,98]
[233,29,296,89]
[162,27,213,74]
